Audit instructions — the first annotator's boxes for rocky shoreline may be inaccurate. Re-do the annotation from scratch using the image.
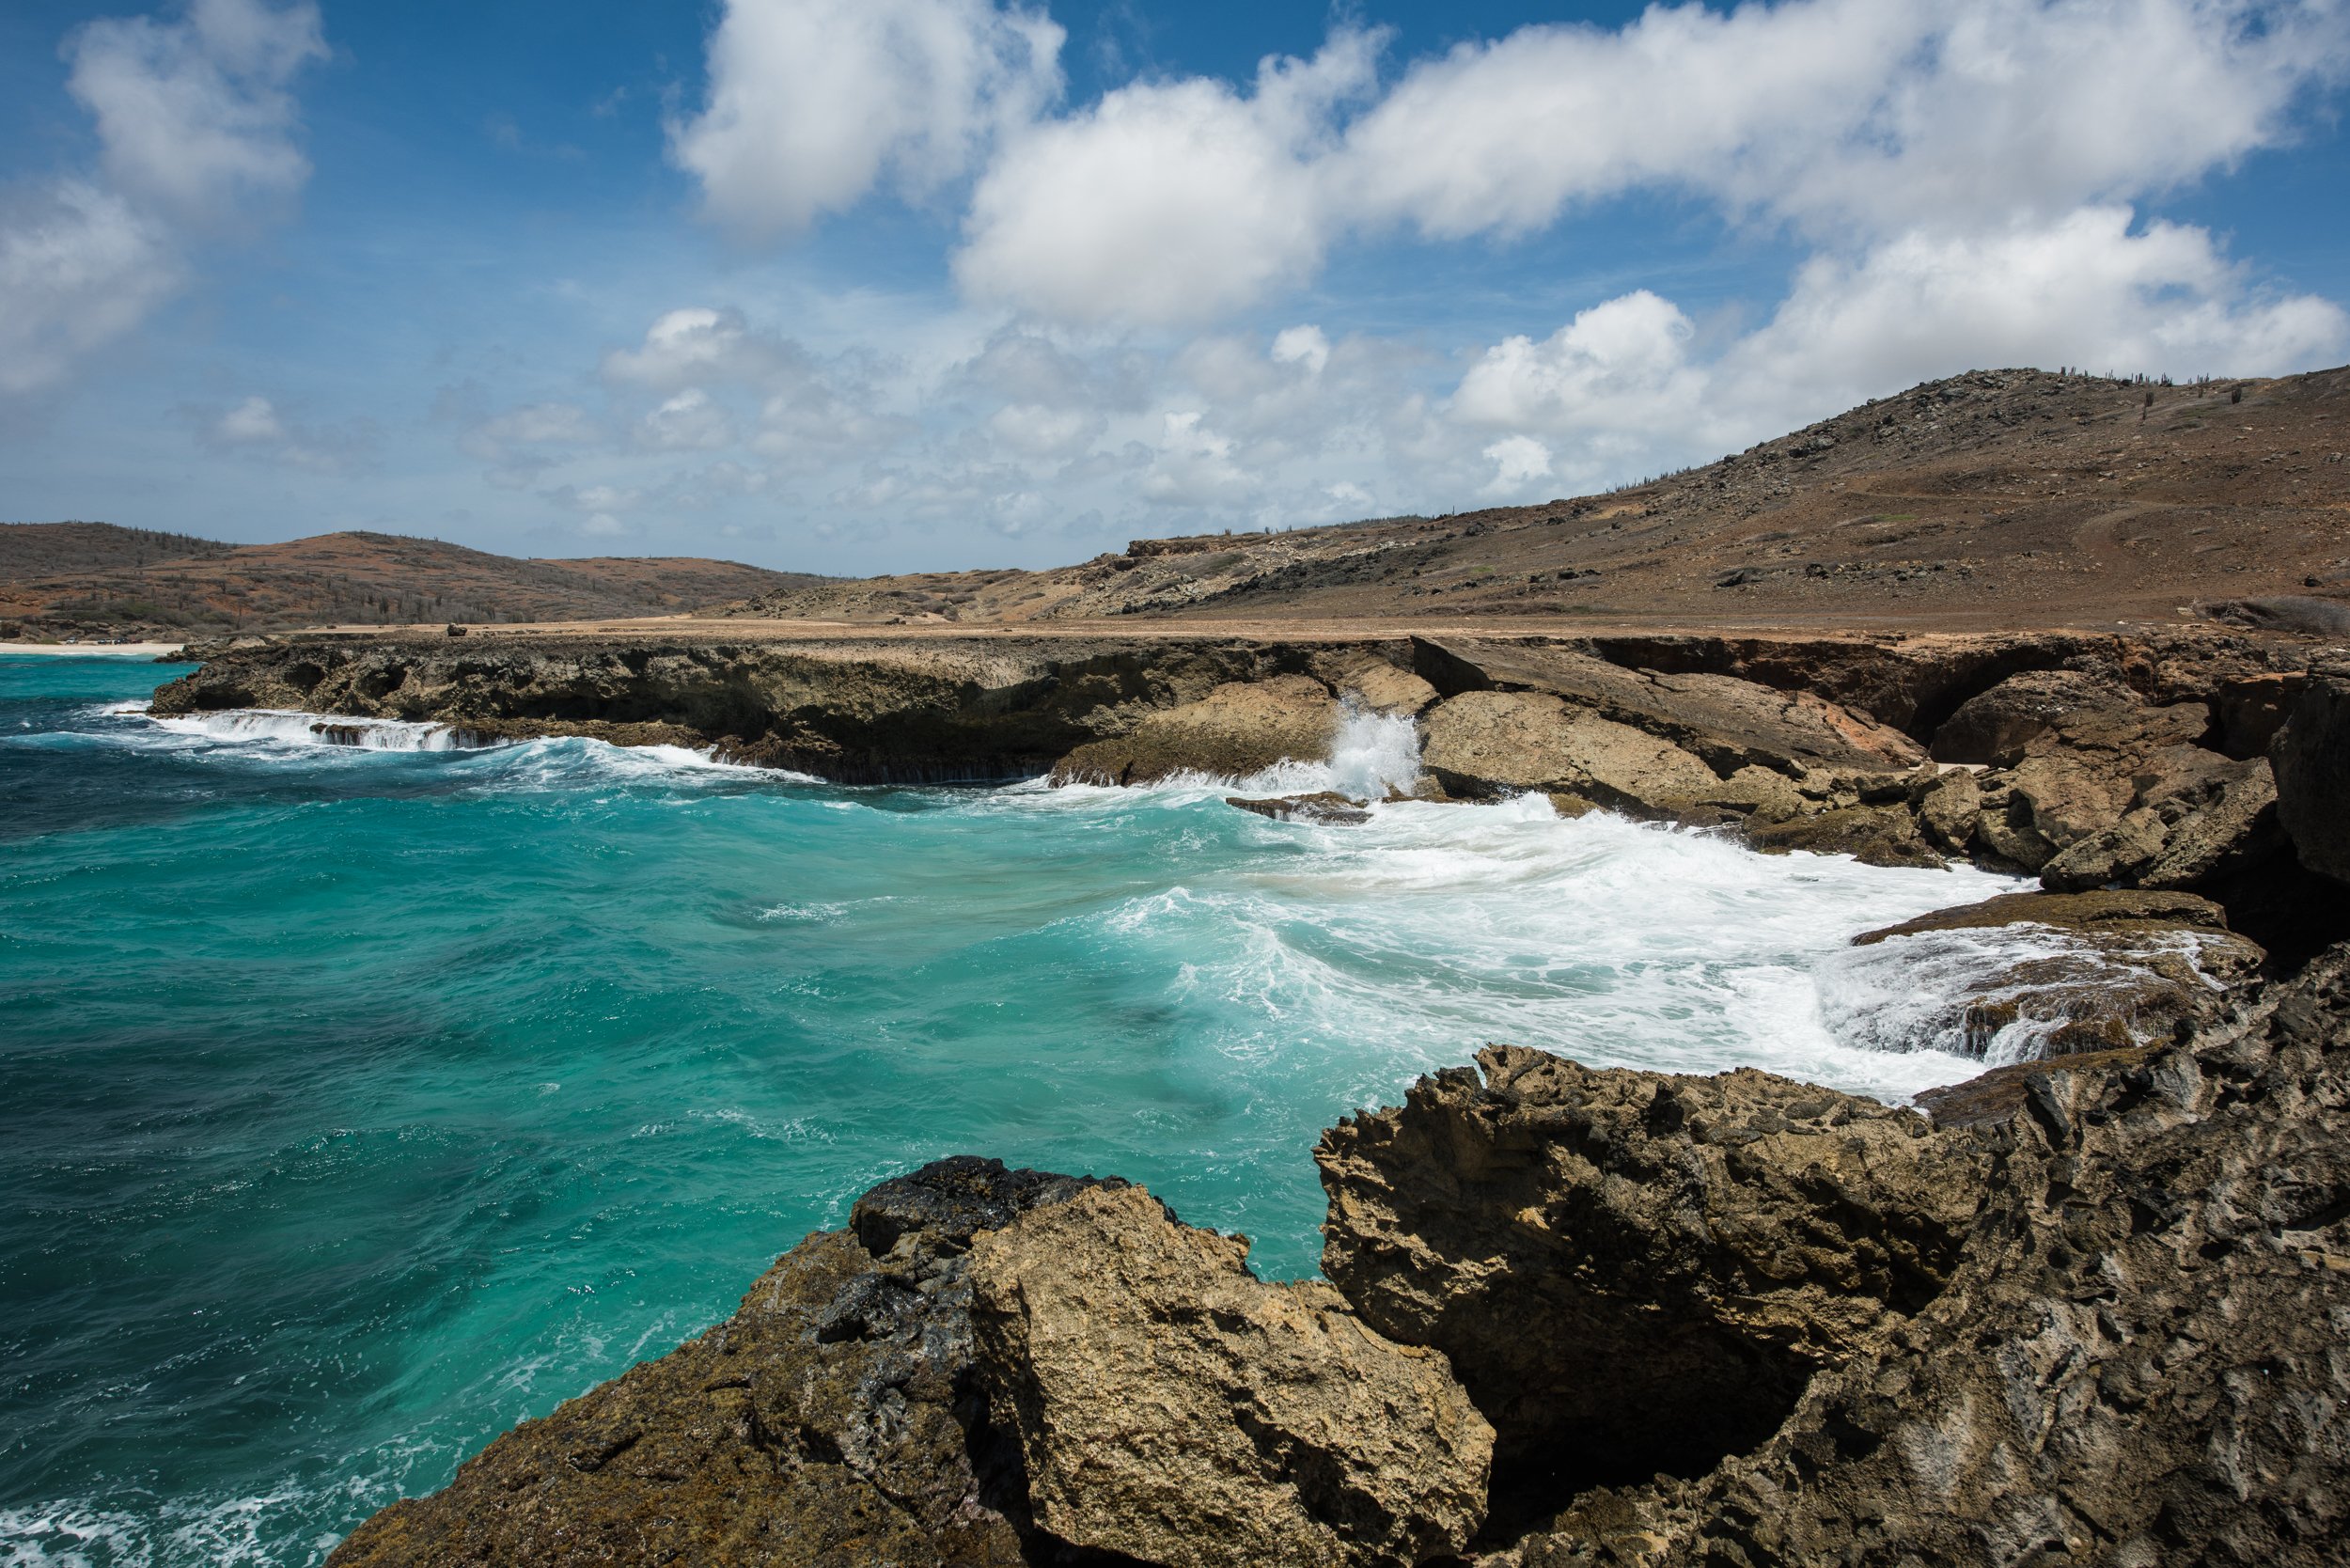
[153,625,2350,1564]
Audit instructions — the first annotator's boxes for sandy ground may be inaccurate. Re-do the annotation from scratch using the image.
[0,641,186,657]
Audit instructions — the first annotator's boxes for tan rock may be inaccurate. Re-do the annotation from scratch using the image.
[1050,673,1338,785]
[1916,769,1982,851]
[969,1184,1493,1568]
[1421,690,1720,811]
[1311,651,1441,716]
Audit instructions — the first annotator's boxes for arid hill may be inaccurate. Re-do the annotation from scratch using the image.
[0,525,831,640]
[719,365,2350,635]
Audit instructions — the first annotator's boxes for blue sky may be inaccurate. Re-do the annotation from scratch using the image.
[3,0,2346,575]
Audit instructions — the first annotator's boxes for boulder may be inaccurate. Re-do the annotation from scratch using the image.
[1415,638,1923,773]
[2273,676,2350,885]
[1744,803,1944,867]
[1050,673,1339,785]
[1420,690,1722,813]
[1315,1049,1983,1495]
[1930,669,2209,766]
[326,1156,1123,1568]
[1914,768,1982,851]
[968,1184,1493,1568]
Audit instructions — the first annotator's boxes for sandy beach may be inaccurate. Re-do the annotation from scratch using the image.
[0,641,184,658]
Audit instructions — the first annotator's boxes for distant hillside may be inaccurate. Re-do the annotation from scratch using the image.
[718,365,2350,633]
[0,525,832,639]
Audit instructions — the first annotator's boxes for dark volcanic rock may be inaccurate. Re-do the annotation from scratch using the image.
[327,1157,1122,1568]
[1226,791,1374,825]
[1315,1050,1984,1504]
[2273,675,2350,886]
[1327,953,2350,1568]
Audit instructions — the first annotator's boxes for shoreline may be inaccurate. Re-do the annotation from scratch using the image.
[0,640,184,658]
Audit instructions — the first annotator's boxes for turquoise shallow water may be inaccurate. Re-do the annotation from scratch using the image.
[0,655,2025,1565]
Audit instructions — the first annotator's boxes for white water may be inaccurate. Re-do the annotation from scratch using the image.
[148,708,489,751]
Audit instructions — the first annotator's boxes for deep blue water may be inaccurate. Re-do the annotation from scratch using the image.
[0,654,2020,1565]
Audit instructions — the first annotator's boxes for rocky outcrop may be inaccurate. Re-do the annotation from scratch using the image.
[969,1184,1493,1567]
[1316,1051,1984,1505]
[1320,950,2350,1566]
[151,634,1365,784]
[1050,674,1340,785]
[325,1156,1117,1567]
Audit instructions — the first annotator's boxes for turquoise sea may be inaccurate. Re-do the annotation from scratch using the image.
[0,654,2025,1565]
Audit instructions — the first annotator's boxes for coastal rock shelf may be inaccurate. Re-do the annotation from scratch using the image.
[155,625,2350,966]
[323,947,2350,1568]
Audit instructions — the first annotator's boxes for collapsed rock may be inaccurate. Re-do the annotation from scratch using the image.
[1315,1049,1984,1505]
[970,1184,1493,1568]
[1482,949,2350,1568]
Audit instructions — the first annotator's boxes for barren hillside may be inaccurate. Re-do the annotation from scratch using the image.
[0,526,832,639]
[718,366,2350,635]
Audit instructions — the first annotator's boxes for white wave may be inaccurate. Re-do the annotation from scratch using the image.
[148,709,490,752]
[1324,702,1422,797]
[1813,923,2231,1066]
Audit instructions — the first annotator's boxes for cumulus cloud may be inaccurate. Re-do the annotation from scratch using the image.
[0,182,179,395]
[954,30,1378,324]
[671,0,1063,236]
[945,0,2345,325]
[66,0,327,221]
[0,0,323,396]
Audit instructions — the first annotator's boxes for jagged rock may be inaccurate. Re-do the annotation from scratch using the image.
[1914,768,1982,851]
[1414,638,1923,774]
[2273,676,2350,885]
[968,1184,1494,1568]
[1051,673,1338,785]
[326,1157,1120,1568]
[1227,792,1374,825]
[1315,1049,1983,1498]
[1482,949,2350,1568]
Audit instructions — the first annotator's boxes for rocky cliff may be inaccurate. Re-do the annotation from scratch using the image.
[324,942,2350,1568]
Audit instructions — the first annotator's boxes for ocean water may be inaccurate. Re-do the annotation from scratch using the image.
[0,653,2038,1566]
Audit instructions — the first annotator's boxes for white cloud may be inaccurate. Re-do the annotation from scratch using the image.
[603,306,803,390]
[953,31,1379,324]
[1728,207,2350,409]
[1480,434,1554,496]
[637,387,738,450]
[66,0,326,221]
[1,1,323,397]
[947,0,2348,325]
[1271,324,1329,377]
[1455,290,1710,439]
[671,0,1063,236]
[194,389,371,471]
[0,182,179,395]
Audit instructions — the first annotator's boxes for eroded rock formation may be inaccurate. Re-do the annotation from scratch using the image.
[969,1184,1493,1568]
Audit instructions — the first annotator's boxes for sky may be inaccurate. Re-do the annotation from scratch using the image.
[2,0,2347,575]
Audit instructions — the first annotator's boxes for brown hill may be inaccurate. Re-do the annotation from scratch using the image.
[0,525,831,639]
[719,366,2350,635]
